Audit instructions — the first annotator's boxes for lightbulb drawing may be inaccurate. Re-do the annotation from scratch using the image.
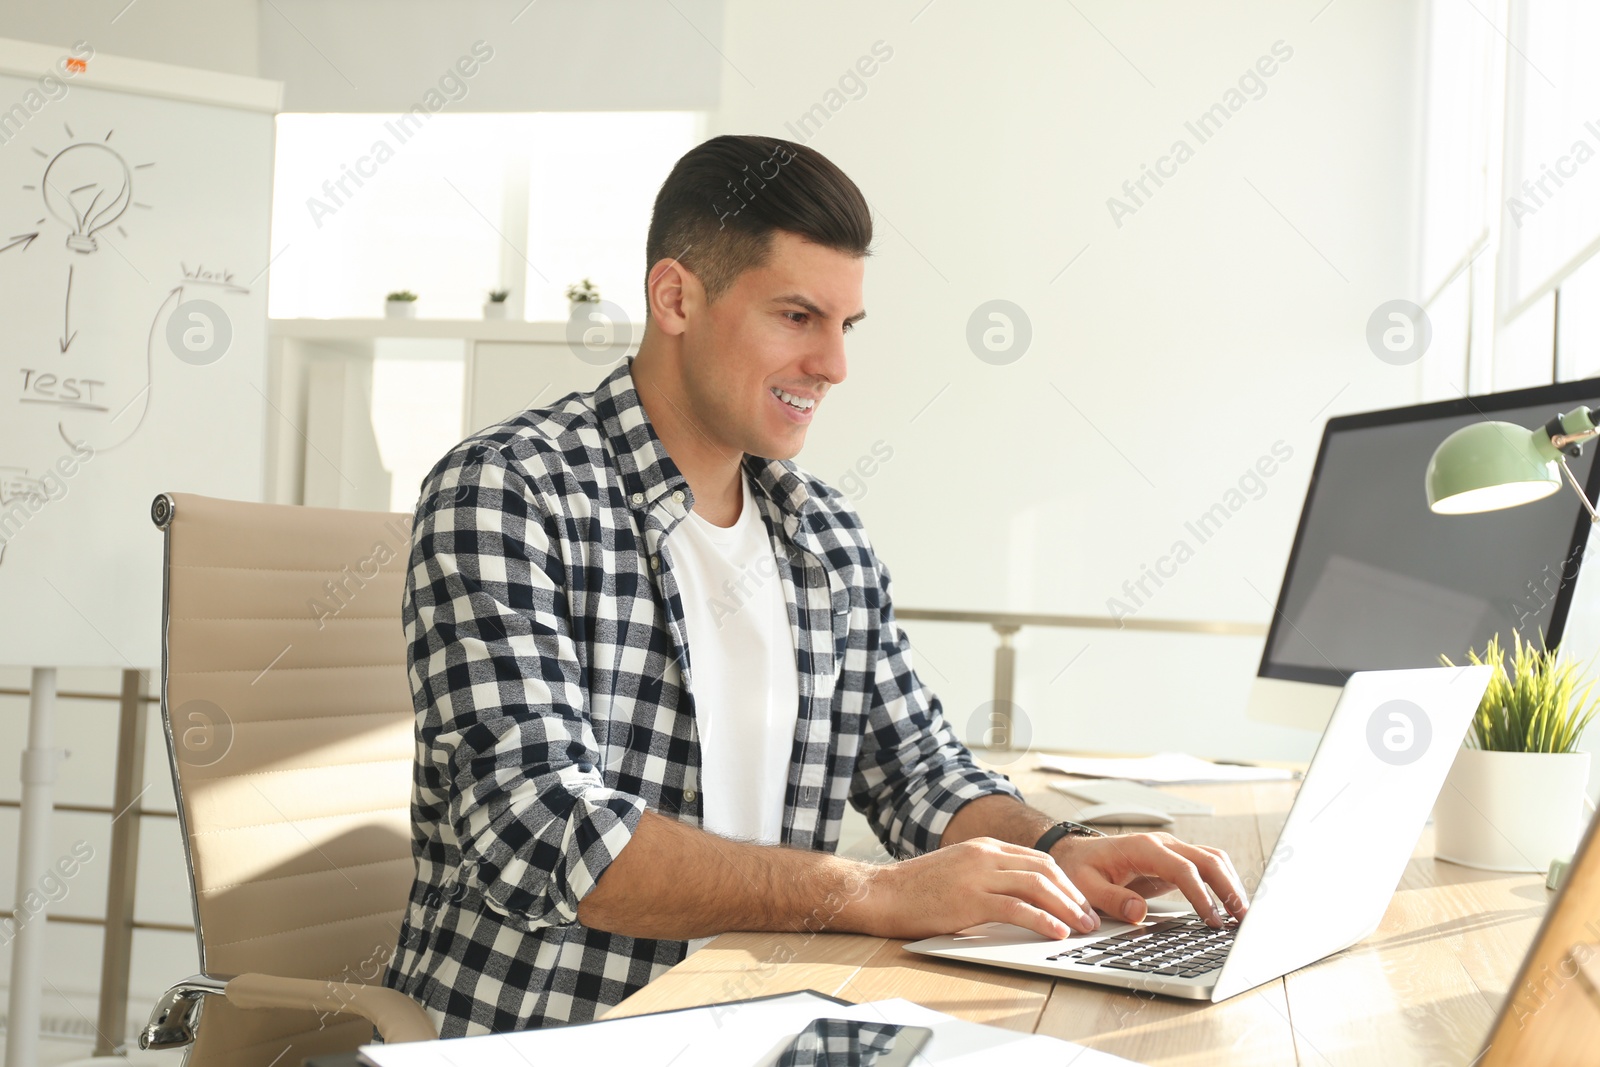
[13,125,156,352]
[42,142,132,253]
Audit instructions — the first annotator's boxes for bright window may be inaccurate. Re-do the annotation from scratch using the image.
[269,112,703,320]
[1504,0,1600,306]
[1418,0,1499,301]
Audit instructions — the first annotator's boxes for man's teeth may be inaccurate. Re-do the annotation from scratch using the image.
[771,388,815,411]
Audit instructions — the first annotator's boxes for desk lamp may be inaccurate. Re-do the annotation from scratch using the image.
[1426,407,1600,522]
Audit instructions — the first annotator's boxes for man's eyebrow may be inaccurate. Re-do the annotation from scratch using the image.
[774,292,867,325]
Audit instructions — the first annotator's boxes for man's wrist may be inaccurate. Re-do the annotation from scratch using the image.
[828,856,889,936]
[942,793,1058,853]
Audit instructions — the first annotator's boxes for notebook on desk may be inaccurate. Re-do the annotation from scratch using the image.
[1035,751,1297,784]
[906,666,1492,1002]
[351,989,1146,1066]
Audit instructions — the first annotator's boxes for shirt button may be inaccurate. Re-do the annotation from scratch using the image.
[672,490,684,503]
[683,789,697,803]
[631,492,643,505]
[650,555,660,571]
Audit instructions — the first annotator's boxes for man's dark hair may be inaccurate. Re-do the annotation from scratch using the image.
[644,134,873,307]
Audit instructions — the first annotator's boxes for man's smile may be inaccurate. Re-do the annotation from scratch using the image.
[770,386,818,421]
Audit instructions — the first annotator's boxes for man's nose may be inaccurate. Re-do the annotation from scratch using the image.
[805,330,849,389]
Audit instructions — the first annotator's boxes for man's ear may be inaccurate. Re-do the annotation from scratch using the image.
[647,258,698,337]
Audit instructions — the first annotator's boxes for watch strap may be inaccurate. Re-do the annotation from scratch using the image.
[1033,819,1107,854]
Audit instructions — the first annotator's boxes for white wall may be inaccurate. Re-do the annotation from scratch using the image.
[0,1,258,76]
[709,0,1432,763]
[259,0,722,112]
[0,0,723,112]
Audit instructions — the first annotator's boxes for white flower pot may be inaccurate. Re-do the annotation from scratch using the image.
[483,301,509,320]
[569,299,598,325]
[1433,748,1591,872]
[384,299,416,319]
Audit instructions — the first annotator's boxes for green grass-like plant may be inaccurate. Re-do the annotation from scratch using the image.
[386,290,418,302]
[1440,631,1600,753]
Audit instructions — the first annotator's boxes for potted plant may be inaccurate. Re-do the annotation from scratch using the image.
[483,288,511,320]
[384,290,418,319]
[1434,632,1599,872]
[566,278,600,324]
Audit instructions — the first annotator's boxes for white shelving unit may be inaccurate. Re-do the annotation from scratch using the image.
[265,318,641,509]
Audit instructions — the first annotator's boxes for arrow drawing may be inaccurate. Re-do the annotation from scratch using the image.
[60,263,76,352]
[58,285,175,454]
[0,232,38,255]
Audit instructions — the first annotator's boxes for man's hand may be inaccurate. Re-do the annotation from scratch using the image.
[1049,831,1250,928]
[937,795,1250,936]
[848,837,1103,941]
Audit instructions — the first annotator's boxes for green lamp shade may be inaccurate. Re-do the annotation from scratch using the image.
[1426,420,1561,514]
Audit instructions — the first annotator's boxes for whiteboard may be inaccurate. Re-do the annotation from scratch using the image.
[0,38,280,668]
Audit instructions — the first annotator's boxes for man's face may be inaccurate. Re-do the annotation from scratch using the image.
[679,230,865,461]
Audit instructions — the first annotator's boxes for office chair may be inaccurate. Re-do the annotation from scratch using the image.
[140,493,436,1064]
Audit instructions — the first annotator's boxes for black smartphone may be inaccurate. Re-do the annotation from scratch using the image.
[767,1017,934,1066]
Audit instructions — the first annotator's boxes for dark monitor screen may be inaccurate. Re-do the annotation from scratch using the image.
[1260,379,1600,687]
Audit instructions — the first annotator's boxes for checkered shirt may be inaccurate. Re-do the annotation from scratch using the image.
[384,358,1023,1035]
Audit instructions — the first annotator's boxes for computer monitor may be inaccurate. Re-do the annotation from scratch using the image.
[1248,378,1600,731]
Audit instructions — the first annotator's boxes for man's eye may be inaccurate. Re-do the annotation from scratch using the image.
[842,321,855,334]
[785,311,808,325]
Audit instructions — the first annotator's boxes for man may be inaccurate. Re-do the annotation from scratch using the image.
[386,134,1248,1036]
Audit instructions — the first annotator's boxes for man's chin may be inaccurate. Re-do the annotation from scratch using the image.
[753,429,807,462]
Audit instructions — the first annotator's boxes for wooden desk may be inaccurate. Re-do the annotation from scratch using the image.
[602,757,1552,1065]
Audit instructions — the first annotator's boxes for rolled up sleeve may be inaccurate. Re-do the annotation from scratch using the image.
[406,443,645,929]
[848,561,1024,859]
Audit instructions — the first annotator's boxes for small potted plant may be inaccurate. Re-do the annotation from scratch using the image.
[566,278,600,324]
[384,290,418,319]
[483,288,511,320]
[1434,632,1599,872]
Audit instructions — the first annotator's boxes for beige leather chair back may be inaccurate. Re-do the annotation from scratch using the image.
[153,492,417,1066]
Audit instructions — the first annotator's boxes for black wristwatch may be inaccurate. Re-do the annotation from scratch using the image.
[1033,820,1107,854]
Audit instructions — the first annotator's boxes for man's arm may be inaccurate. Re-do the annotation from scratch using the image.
[577,811,868,938]
[409,445,650,930]
[577,807,1104,941]
[577,788,1244,945]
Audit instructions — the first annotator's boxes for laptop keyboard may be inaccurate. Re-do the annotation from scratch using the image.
[1046,916,1241,978]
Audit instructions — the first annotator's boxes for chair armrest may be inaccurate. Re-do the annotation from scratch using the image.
[140,971,437,1050]
[226,973,438,1043]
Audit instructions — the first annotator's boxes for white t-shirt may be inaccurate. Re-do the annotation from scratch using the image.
[668,472,799,954]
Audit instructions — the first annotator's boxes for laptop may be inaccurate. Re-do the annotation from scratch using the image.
[903,665,1493,1002]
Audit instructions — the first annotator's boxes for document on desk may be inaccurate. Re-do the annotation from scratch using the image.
[1036,751,1295,783]
[357,989,1149,1066]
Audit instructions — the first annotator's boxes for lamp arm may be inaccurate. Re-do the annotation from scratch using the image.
[1559,457,1600,525]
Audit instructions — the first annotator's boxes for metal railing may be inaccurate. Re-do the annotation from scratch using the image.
[0,674,165,1054]
[896,609,1268,749]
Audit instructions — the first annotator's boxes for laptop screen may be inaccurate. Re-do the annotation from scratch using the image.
[1260,380,1600,687]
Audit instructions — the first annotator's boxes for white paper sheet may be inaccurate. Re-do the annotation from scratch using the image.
[1035,751,1295,784]
[357,990,1148,1066]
